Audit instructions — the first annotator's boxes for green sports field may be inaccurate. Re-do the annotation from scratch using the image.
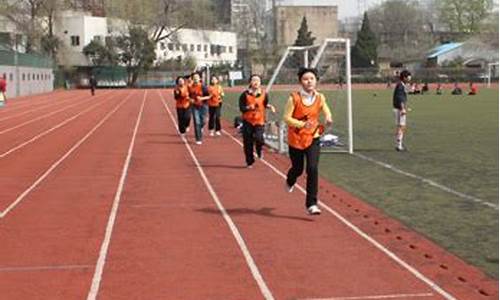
[222,87,499,278]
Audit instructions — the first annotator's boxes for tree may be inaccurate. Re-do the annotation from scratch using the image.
[439,0,494,33]
[116,26,156,87]
[82,38,118,66]
[351,12,378,68]
[294,16,316,47]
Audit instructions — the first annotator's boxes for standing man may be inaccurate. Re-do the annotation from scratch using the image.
[0,74,7,107]
[393,70,411,152]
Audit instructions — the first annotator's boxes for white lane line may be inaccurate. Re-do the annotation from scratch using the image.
[0,91,121,158]
[0,91,134,219]
[353,152,497,210]
[0,264,93,272]
[86,90,146,300]
[221,129,457,300]
[159,91,274,300]
[0,90,69,113]
[0,90,112,132]
[300,292,434,300]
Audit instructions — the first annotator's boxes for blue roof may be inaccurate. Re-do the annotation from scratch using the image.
[427,43,463,58]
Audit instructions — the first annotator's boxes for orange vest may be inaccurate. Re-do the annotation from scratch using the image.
[242,90,267,126]
[174,85,190,109]
[288,91,324,150]
[188,83,204,107]
[208,84,223,107]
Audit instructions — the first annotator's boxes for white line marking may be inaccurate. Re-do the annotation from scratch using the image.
[159,91,274,300]
[353,152,497,210]
[0,92,119,158]
[300,292,434,300]
[0,91,134,219]
[0,264,93,272]
[86,90,146,300]
[0,90,69,113]
[221,129,457,300]
[0,91,112,134]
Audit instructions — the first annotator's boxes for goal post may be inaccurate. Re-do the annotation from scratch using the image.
[265,38,354,154]
[487,62,499,88]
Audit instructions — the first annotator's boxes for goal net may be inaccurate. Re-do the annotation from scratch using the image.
[264,38,353,154]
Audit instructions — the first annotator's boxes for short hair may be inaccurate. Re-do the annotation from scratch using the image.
[399,70,411,80]
[298,67,319,80]
[249,74,261,83]
[175,76,184,85]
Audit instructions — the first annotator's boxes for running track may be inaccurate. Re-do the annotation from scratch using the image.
[0,89,497,299]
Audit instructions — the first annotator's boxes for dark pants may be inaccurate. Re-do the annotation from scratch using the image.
[242,121,264,166]
[208,104,222,131]
[192,104,208,141]
[90,86,95,96]
[286,139,320,208]
[176,107,191,134]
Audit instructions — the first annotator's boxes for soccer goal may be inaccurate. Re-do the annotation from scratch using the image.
[487,62,499,88]
[265,38,353,154]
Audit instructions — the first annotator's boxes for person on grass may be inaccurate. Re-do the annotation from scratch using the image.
[284,67,332,216]
[188,72,211,145]
[239,74,276,168]
[208,76,224,136]
[173,76,191,137]
[468,81,478,95]
[393,70,411,152]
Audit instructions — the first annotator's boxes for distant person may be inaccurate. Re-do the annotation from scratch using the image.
[451,82,463,95]
[393,70,411,152]
[0,74,6,107]
[208,75,224,136]
[421,82,429,94]
[89,74,97,96]
[468,81,478,95]
[436,83,443,95]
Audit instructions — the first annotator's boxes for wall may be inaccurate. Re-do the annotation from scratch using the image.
[0,66,54,98]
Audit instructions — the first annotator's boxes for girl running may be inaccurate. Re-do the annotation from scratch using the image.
[173,76,191,137]
[208,76,224,136]
[283,68,332,215]
[239,74,276,168]
[188,72,211,145]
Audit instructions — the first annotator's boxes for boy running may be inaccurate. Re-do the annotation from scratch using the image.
[284,68,332,215]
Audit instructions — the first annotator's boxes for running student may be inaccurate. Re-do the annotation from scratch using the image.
[188,72,210,145]
[208,76,224,136]
[173,76,191,136]
[284,68,332,215]
[239,74,276,168]
[393,70,411,151]
[0,74,6,107]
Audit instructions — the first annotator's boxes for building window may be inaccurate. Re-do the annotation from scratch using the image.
[221,46,226,53]
[27,74,30,81]
[167,43,174,51]
[204,45,208,52]
[70,35,80,46]
[210,44,215,55]
[22,73,25,81]
[176,44,180,51]
[190,44,195,52]
[160,42,165,50]
[182,44,187,51]
[93,35,102,42]
[197,44,201,52]
[9,73,13,81]
[229,46,233,53]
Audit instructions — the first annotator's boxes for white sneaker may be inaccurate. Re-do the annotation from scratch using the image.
[195,141,202,145]
[209,130,215,136]
[247,164,253,169]
[285,182,294,193]
[215,131,221,136]
[186,127,190,132]
[257,152,264,160]
[180,133,186,138]
[307,205,321,215]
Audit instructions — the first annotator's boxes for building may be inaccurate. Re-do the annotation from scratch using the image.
[157,29,237,67]
[426,40,499,68]
[270,0,339,46]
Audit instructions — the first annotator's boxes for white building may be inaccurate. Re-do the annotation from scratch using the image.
[156,28,238,67]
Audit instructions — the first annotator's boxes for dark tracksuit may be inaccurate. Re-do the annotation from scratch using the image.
[239,91,269,166]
